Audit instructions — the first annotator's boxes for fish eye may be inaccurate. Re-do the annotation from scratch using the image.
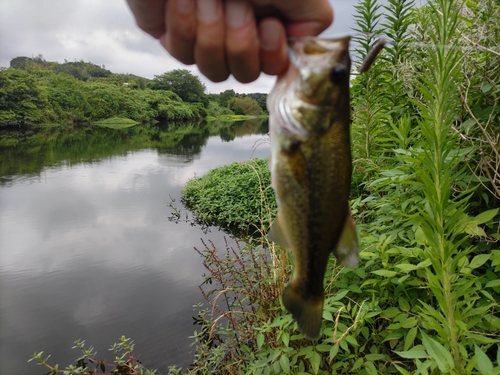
[329,65,347,84]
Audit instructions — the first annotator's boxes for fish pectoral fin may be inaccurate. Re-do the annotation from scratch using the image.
[268,217,290,248]
[332,210,360,267]
[282,283,323,340]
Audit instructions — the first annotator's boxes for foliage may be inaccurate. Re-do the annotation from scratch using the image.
[0,67,202,125]
[2,57,268,126]
[28,336,180,375]
[206,101,235,118]
[0,68,49,125]
[227,96,263,117]
[93,117,139,129]
[216,89,238,108]
[10,55,112,81]
[149,69,209,108]
[182,158,276,236]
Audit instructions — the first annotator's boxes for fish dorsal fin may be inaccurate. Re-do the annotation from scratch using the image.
[268,215,290,248]
[332,210,359,267]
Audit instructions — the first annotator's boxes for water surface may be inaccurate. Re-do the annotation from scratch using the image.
[0,119,269,374]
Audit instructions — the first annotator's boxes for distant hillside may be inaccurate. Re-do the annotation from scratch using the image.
[9,55,150,88]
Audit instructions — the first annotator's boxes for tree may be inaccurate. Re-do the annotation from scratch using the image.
[257,95,268,113]
[218,89,237,107]
[228,96,263,116]
[149,69,208,107]
[0,69,47,125]
[10,57,31,70]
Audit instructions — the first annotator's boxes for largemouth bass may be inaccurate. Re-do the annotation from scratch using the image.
[267,36,359,340]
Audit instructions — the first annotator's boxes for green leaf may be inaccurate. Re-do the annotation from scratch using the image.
[474,344,494,375]
[311,352,321,375]
[372,270,398,277]
[469,254,491,269]
[404,327,418,351]
[398,297,411,312]
[380,307,400,319]
[473,208,499,224]
[485,279,500,288]
[345,335,359,347]
[330,289,349,301]
[394,363,412,375]
[329,344,339,362]
[279,354,290,374]
[421,331,454,371]
[364,361,378,375]
[270,358,280,373]
[401,317,418,329]
[395,264,418,272]
[365,353,385,361]
[281,331,290,347]
[322,310,334,322]
[395,349,428,359]
[312,344,327,353]
[257,333,264,349]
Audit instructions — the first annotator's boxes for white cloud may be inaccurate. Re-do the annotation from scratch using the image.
[0,0,361,93]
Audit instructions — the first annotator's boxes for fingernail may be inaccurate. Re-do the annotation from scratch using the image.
[225,0,249,28]
[260,21,280,51]
[176,0,194,14]
[197,0,219,23]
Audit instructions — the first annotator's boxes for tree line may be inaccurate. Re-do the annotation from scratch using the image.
[0,56,267,127]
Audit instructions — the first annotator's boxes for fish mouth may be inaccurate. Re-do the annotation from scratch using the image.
[287,36,351,54]
[285,36,351,105]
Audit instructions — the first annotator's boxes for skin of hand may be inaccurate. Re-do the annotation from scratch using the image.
[126,0,333,83]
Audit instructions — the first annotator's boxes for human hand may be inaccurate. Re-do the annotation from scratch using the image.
[126,0,333,83]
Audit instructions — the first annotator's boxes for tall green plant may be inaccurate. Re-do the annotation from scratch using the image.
[400,1,499,373]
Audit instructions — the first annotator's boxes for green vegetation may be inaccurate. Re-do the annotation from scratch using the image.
[182,158,276,235]
[93,117,139,129]
[29,336,172,375]
[0,59,267,126]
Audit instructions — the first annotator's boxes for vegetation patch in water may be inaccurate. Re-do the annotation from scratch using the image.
[93,117,139,129]
[182,157,276,235]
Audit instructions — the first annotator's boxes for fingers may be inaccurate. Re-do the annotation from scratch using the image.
[224,0,260,83]
[162,0,196,65]
[259,18,288,76]
[126,0,167,38]
[128,0,334,82]
[276,0,334,37]
[194,0,229,82]
[164,0,264,83]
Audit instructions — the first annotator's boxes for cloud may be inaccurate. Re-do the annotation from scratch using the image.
[0,0,361,94]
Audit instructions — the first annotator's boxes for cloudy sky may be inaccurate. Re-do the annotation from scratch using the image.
[0,0,360,94]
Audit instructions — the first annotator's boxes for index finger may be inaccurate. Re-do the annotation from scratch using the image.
[126,0,167,39]
[252,0,333,36]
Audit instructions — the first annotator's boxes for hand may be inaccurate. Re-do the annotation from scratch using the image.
[126,0,333,83]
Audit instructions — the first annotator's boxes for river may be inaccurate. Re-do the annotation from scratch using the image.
[0,119,270,375]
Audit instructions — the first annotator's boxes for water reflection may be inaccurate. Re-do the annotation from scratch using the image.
[0,119,269,374]
[0,118,268,183]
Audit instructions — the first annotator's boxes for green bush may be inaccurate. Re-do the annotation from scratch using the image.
[182,158,276,235]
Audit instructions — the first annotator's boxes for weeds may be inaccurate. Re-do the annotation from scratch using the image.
[28,336,171,375]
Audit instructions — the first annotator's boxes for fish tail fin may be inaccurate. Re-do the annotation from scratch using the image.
[333,209,360,267]
[282,283,323,340]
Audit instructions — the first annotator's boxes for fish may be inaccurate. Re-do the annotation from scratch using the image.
[266,36,360,340]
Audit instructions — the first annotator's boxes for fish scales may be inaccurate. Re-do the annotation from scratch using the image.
[267,36,360,340]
